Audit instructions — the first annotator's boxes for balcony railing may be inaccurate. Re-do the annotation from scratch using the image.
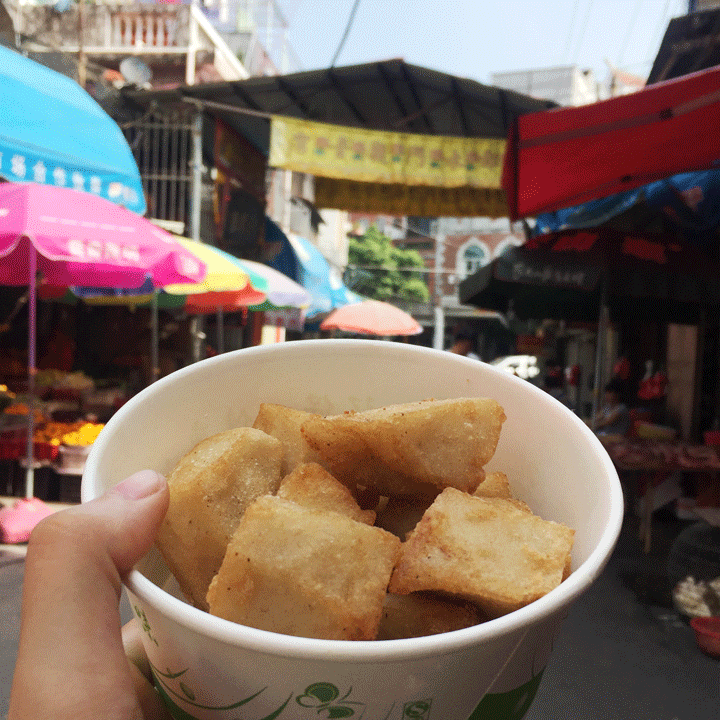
[7,1,299,78]
[7,1,249,81]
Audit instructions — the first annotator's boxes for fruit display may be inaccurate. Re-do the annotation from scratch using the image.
[59,421,104,446]
[32,420,104,446]
[0,418,104,462]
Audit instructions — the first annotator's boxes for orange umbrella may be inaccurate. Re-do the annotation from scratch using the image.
[320,299,422,336]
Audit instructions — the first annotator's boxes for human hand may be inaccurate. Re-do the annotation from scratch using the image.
[9,470,172,720]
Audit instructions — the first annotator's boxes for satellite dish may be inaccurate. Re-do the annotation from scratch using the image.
[119,57,153,87]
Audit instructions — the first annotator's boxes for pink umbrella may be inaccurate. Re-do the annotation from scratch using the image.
[320,299,423,336]
[0,182,206,499]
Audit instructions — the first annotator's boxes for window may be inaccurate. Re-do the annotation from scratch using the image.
[462,243,487,277]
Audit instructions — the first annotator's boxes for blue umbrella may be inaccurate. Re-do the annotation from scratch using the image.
[0,45,145,214]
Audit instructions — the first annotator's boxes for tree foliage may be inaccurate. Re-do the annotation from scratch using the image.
[345,226,430,302]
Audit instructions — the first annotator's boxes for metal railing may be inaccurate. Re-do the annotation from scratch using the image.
[7,0,300,76]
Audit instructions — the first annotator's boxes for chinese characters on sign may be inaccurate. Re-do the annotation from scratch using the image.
[269,116,505,189]
[0,151,141,211]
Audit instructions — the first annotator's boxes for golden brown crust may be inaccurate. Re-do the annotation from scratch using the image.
[300,398,505,496]
[389,488,574,618]
[156,427,283,610]
[252,403,320,476]
[277,462,376,524]
[206,496,401,640]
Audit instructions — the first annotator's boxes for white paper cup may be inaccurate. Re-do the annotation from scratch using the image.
[82,340,623,720]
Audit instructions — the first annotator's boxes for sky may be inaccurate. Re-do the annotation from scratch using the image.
[276,0,690,86]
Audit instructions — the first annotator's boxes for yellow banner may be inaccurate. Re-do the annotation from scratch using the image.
[314,178,508,218]
[269,116,505,189]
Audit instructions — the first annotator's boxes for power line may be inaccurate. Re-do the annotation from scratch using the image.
[617,0,645,69]
[647,0,675,60]
[563,0,582,64]
[330,0,361,68]
[571,0,595,64]
[347,264,460,275]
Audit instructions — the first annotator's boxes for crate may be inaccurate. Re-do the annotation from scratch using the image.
[690,617,720,659]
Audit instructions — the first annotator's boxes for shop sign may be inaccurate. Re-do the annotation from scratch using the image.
[314,177,508,218]
[269,116,505,189]
[495,255,601,290]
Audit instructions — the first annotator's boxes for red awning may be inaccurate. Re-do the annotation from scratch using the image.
[502,65,720,220]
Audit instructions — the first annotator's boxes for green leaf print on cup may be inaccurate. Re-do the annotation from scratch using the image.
[133,604,158,645]
[296,682,366,718]
[467,669,545,720]
[150,660,291,719]
[403,698,432,719]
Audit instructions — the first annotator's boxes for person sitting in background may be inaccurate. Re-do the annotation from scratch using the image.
[448,331,480,360]
[593,378,631,436]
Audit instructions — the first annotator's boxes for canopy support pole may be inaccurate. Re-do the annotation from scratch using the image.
[25,248,37,499]
[151,292,159,383]
[216,307,225,353]
[432,232,445,350]
[190,108,204,364]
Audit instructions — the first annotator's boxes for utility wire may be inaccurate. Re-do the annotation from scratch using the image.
[617,0,645,69]
[563,0,582,64]
[647,0,675,62]
[571,0,594,64]
[330,0,361,67]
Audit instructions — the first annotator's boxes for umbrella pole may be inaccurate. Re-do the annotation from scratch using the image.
[151,291,159,383]
[25,249,37,499]
[216,307,224,353]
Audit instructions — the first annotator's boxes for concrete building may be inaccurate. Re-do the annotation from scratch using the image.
[492,65,601,106]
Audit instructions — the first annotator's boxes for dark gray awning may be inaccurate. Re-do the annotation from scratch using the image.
[648,8,720,84]
[123,59,556,156]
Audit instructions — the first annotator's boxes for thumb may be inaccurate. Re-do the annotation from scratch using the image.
[10,470,169,720]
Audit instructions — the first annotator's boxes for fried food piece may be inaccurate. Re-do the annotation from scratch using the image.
[472,471,533,513]
[252,403,320,475]
[206,495,402,640]
[377,592,486,640]
[156,427,283,610]
[277,462,376,524]
[473,471,513,499]
[389,488,575,618]
[301,398,505,496]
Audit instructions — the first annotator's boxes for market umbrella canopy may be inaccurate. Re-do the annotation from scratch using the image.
[0,45,145,214]
[0,183,205,287]
[502,65,720,221]
[237,259,311,310]
[0,182,206,499]
[320,299,422,336]
[265,230,362,318]
[61,239,268,309]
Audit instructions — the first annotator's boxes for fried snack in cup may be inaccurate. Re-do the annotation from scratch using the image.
[83,340,623,720]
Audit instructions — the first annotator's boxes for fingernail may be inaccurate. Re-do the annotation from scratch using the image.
[114,470,165,500]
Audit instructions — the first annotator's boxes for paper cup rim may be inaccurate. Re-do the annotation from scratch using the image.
[84,340,624,663]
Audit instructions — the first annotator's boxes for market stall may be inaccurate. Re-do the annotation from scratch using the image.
[601,433,720,553]
[1,374,112,504]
